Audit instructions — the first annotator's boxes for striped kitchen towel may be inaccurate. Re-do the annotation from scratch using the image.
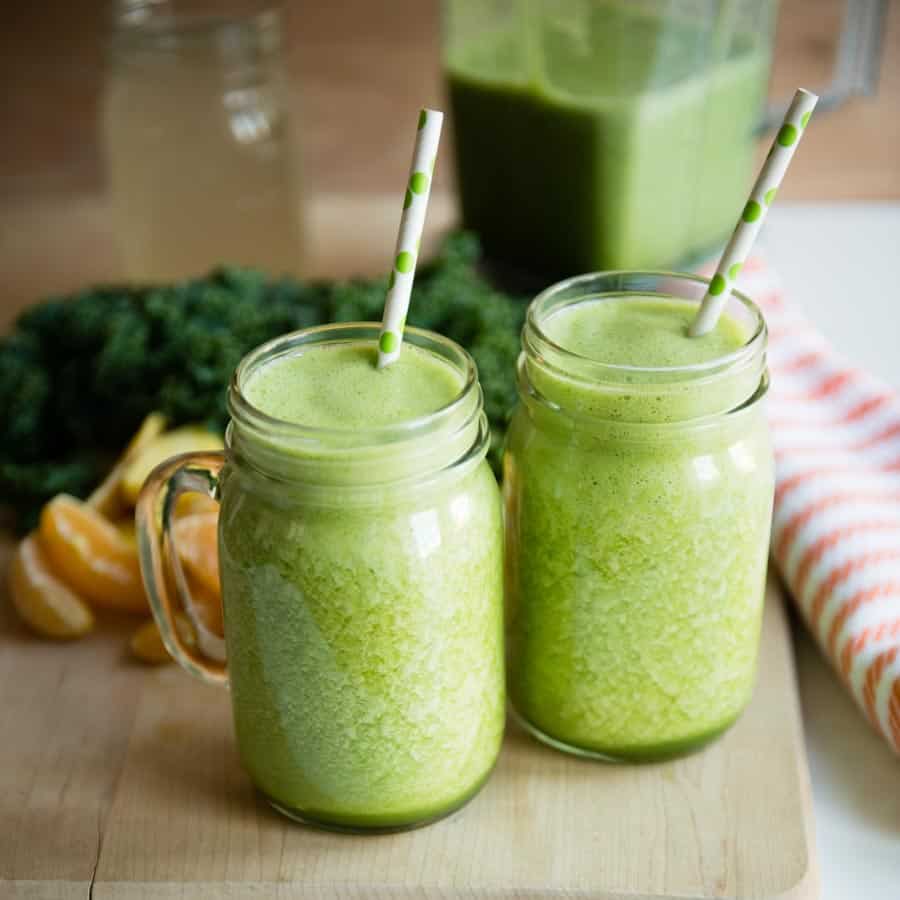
[737,255,900,754]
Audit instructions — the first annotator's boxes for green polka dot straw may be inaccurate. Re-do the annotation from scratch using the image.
[377,107,444,367]
[690,88,818,337]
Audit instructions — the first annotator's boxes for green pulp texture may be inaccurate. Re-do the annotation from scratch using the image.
[220,344,505,828]
[244,343,463,430]
[504,299,773,759]
[446,2,770,274]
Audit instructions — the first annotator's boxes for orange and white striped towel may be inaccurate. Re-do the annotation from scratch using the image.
[736,255,900,754]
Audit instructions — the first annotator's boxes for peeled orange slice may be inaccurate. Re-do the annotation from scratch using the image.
[113,517,137,546]
[173,492,219,519]
[39,494,147,613]
[172,511,220,597]
[120,427,223,505]
[9,533,95,639]
[88,412,167,517]
[184,568,224,638]
[129,614,196,664]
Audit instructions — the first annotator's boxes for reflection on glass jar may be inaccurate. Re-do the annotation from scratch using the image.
[103,1,304,281]
[503,272,774,760]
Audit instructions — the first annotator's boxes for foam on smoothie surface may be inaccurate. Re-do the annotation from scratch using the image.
[542,296,748,368]
[244,342,463,429]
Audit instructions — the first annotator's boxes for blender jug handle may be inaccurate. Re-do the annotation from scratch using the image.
[762,0,887,130]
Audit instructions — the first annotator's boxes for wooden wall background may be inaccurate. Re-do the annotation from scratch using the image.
[2,0,898,201]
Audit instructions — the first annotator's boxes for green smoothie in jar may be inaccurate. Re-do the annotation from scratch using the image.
[504,273,774,760]
[139,324,505,832]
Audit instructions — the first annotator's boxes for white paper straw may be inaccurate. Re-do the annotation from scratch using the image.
[690,88,819,337]
[376,108,444,368]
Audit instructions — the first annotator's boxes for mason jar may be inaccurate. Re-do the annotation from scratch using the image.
[104,0,304,281]
[137,324,505,831]
[503,272,774,760]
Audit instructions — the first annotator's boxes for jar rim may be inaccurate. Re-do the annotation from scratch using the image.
[526,271,767,381]
[517,351,771,435]
[228,322,480,452]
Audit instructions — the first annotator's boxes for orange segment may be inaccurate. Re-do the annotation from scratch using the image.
[120,426,223,504]
[184,570,224,638]
[173,493,219,519]
[129,614,195,664]
[39,494,147,613]
[129,619,170,664]
[9,534,95,639]
[113,517,137,546]
[172,511,220,596]
[88,412,167,518]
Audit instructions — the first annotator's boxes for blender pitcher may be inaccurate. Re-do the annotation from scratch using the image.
[443,0,886,276]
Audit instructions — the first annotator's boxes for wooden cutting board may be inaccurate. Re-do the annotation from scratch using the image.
[0,534,817,900]
[0,192,816,897]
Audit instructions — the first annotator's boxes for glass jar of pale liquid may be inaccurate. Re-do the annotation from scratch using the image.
[103,0,304,281]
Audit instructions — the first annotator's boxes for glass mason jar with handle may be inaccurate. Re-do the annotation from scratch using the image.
[442,0,887,276]
[503,273,774,760]
[136,324,505,831]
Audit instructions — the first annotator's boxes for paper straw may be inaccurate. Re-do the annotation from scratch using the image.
[689,88,818,337]
[376,108,444,368]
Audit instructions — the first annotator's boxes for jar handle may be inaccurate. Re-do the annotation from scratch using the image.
[135,451,228,686]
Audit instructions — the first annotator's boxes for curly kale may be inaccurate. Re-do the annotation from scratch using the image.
[0,232,527,531]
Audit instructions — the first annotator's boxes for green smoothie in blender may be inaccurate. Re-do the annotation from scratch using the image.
[444,0,774,274]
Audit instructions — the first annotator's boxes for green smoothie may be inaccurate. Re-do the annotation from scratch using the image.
[243,343,463,429]
[219,334,505,829]
[543,297,745,367]
[445,1,771,274]
[504,288,774,759]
